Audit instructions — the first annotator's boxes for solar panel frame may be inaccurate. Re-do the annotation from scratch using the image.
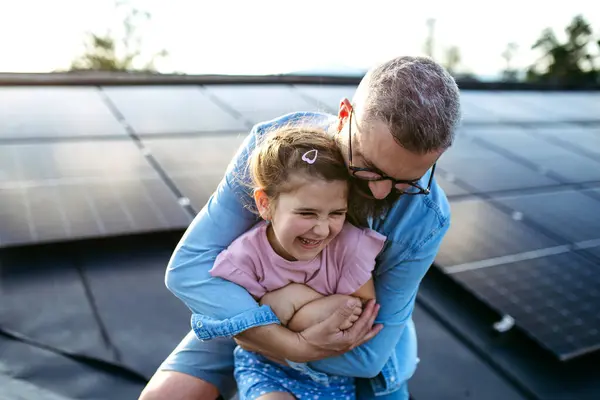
[436,199,562,268]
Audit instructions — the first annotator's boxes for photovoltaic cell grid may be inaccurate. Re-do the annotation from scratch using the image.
[0,141,192,247]
[435,100,600,361]
[0,87,127,139]
[449,250,600,360]
[1,84,600,361]
[101,86,248,135]
[140,135,247,211]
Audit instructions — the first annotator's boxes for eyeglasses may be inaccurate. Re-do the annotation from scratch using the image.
[348,109,436,195]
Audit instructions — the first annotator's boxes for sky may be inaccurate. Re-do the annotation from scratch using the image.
[0,0,598,77]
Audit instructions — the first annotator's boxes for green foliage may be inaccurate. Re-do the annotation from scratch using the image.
[526,15,599,84]
[69,1,167,73]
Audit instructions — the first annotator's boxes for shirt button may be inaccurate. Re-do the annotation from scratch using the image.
[196,321,203,328]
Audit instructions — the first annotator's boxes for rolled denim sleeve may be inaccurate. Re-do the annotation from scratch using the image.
[165,125,281,339]
[307,219,450,378]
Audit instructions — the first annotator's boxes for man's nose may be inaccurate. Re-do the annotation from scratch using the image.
[368,180,392,199]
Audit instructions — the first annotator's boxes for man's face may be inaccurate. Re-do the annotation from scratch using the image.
[337,99,442,200]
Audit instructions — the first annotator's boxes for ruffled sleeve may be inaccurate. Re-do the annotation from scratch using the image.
[209,251,267,299]
[336,227,387,295]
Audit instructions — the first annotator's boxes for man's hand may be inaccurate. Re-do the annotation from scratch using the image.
[297,298,382,361]
[233,298,381,364]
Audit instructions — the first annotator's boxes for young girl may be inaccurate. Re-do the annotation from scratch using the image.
[209,126,386,400]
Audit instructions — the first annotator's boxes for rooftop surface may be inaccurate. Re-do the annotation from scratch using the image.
[1,80,599,399]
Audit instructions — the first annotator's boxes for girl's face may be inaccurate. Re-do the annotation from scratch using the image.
[257,177,349,261]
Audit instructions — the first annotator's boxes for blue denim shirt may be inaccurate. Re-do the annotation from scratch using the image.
[165,111,451,396]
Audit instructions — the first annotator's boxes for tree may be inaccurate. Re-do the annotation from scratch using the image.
[501,42,519,81]
[423,18,436,59]
[69,1,167,72]
[443,46,461,76]
[526,15,598,84]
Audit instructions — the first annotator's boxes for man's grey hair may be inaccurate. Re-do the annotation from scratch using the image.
[354,55,462,154]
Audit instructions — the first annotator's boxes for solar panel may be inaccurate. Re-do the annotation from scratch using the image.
[78,246,192,377]
[0,141,191,247]
[0,251,115,362]
[141,135,246,210]
[494,190,600,243]
[438,116,600,360]
[531,125,600,159]
[292,85,357,114]
[435,175,470,197]
[436,199,560,267]
[202,85,321,126]
[437,134,558,194]
[447,250,600,360]
[0,87,127,139]
[470,127,600,183]
[101,86,248,135]
[459,92,548,123]
[585,245,600,258]
[507,93,600,121]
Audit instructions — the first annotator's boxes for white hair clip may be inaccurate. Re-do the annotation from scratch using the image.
[301,149,318,164]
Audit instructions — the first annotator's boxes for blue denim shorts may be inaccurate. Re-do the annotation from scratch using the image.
[159,331,238,399]
[158,330,412,400]
[233,347,355,400]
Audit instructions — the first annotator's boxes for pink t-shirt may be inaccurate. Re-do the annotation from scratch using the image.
[209,220,387,298]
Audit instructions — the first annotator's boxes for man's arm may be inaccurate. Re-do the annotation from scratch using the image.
[165,125,264,320]
[307,222,450,378]
[165,118,380,363]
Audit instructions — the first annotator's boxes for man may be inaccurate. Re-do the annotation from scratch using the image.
[139,55,461,399]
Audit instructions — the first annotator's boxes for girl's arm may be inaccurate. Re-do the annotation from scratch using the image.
[287,294,363,332]
[259,283,324,325]
[350,278,376,303]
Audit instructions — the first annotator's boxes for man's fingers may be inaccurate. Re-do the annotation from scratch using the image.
[367,303,380,329]
[346,299,377,336]
[353,323,384,349]
[350,302,382,347]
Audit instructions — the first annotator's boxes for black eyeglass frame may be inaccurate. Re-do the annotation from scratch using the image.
[347,109,436,195]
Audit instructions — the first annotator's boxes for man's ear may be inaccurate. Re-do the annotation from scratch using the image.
[253,189,271,220]
[337,98,352,131]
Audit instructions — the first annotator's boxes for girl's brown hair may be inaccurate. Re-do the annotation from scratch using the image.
[248,125,349,200]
